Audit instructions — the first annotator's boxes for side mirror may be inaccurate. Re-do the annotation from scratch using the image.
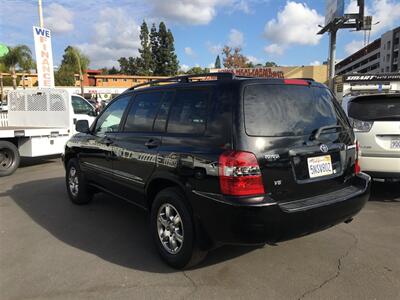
[75,119,90,133]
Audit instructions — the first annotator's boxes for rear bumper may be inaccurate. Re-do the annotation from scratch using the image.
[360,155,400,178]
[191,173,371,247]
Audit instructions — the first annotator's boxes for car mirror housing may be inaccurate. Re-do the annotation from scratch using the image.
[75,119,90,133]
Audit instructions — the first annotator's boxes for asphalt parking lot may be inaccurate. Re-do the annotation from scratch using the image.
[1,158,399,300]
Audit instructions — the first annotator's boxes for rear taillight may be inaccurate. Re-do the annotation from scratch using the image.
[219,151,265,196]
[355,141,361,174]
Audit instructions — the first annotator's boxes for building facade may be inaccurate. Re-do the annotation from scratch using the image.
[336,26,400,75]
[211,65,328,84]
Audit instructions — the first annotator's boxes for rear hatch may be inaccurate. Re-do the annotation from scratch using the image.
[241,81,356,203]
[347,94,400,156]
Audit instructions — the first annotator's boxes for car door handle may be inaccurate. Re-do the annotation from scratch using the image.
[145,139,161,148]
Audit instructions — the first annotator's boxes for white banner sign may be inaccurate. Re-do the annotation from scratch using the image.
[33,26,55,88]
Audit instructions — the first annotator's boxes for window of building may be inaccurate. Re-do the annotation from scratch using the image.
[386,66,390,72]
[387,41,391,50]
[113,78,118,82]
[123,92,163,132]
[167,89,210,135]
[103,78,108,82]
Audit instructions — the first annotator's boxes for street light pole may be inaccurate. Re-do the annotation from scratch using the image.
[38,0,44,28]
[328,28,337,90]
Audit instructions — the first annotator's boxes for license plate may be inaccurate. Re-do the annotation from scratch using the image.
[307,155,333,178]
[391,139,400,149]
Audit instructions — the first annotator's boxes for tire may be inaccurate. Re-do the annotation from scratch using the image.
[66,158,93,205]
[0,141,20,177]
[150,187,207,269]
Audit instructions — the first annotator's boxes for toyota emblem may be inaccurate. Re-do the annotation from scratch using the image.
[320,144,329,153]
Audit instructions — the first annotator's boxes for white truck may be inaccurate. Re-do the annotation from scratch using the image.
[0,89,96,176]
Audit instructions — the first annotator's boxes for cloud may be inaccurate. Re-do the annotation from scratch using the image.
[247,55,260,64]
[263,1,324,54]
[44,3,74,33]
[148,0,260,25]
[345,40,365,55]
[228,29,244,48]
[180,64,190,72]
[149,0,220,25]
[346,0,400,37]
[310,60,321,66]
[184,47,196,57]
[264,44,284,55]
[77,7,140,68]
[207,42,222,55]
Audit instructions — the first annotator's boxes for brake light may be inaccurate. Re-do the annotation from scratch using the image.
[219,151,265,196]
[355,141,361,174]
[283,79,309,86]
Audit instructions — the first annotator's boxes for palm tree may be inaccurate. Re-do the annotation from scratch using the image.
[0,45,33,89]
[65,46,89,96]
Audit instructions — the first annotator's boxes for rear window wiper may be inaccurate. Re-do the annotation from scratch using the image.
[310,125,342,140]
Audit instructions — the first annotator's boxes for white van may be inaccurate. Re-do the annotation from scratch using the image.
[342,93,400,181]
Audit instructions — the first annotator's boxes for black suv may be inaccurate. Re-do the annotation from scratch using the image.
[63,73,371,268]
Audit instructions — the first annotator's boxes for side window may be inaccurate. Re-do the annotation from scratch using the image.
[123,92,163,132]
[167,89,209,134]
[94,95,130,135]
[153,91,174,132]
[72,96,94,115]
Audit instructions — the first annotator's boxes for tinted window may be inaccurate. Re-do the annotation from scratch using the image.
[124,92,163,132]
[348,95,400,121]
[244,85,345,137]
[167,89,209,134]
[72,96,93,115]
[153,91,174,132]
[95,95,130,134]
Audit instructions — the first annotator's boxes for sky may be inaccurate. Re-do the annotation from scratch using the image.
[1,0,399,71]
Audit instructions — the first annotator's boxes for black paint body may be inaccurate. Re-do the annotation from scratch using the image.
[64,78,371,249]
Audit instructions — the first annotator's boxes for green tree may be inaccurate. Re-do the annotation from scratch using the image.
[138,21,153,75]
[185,67,210,75]
[265,61,278,67]
[154,22,179,76]
[55,46,89,94]
[0,45,33,89]
[100,66,119,75]
[150,23,159,74]
[214,55,221,69]
[118,57,141,75]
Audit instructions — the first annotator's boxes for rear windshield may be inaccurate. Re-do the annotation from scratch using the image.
[244,84,348,137]
[348,95,400,121]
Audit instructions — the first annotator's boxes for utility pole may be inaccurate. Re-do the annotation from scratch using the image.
[328,29,337,89]
[318,0,370,90]
[38,0,44,27]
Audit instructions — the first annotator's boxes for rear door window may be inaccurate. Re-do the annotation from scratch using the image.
[244,84,346,137]
[123,92,163,132]
[167,89,209,134]
[348,95,400,121]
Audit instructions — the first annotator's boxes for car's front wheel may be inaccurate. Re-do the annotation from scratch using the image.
[66,158,93,205]
[150,187,206,269]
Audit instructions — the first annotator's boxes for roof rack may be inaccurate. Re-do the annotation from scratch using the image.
[127,72,236,91]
